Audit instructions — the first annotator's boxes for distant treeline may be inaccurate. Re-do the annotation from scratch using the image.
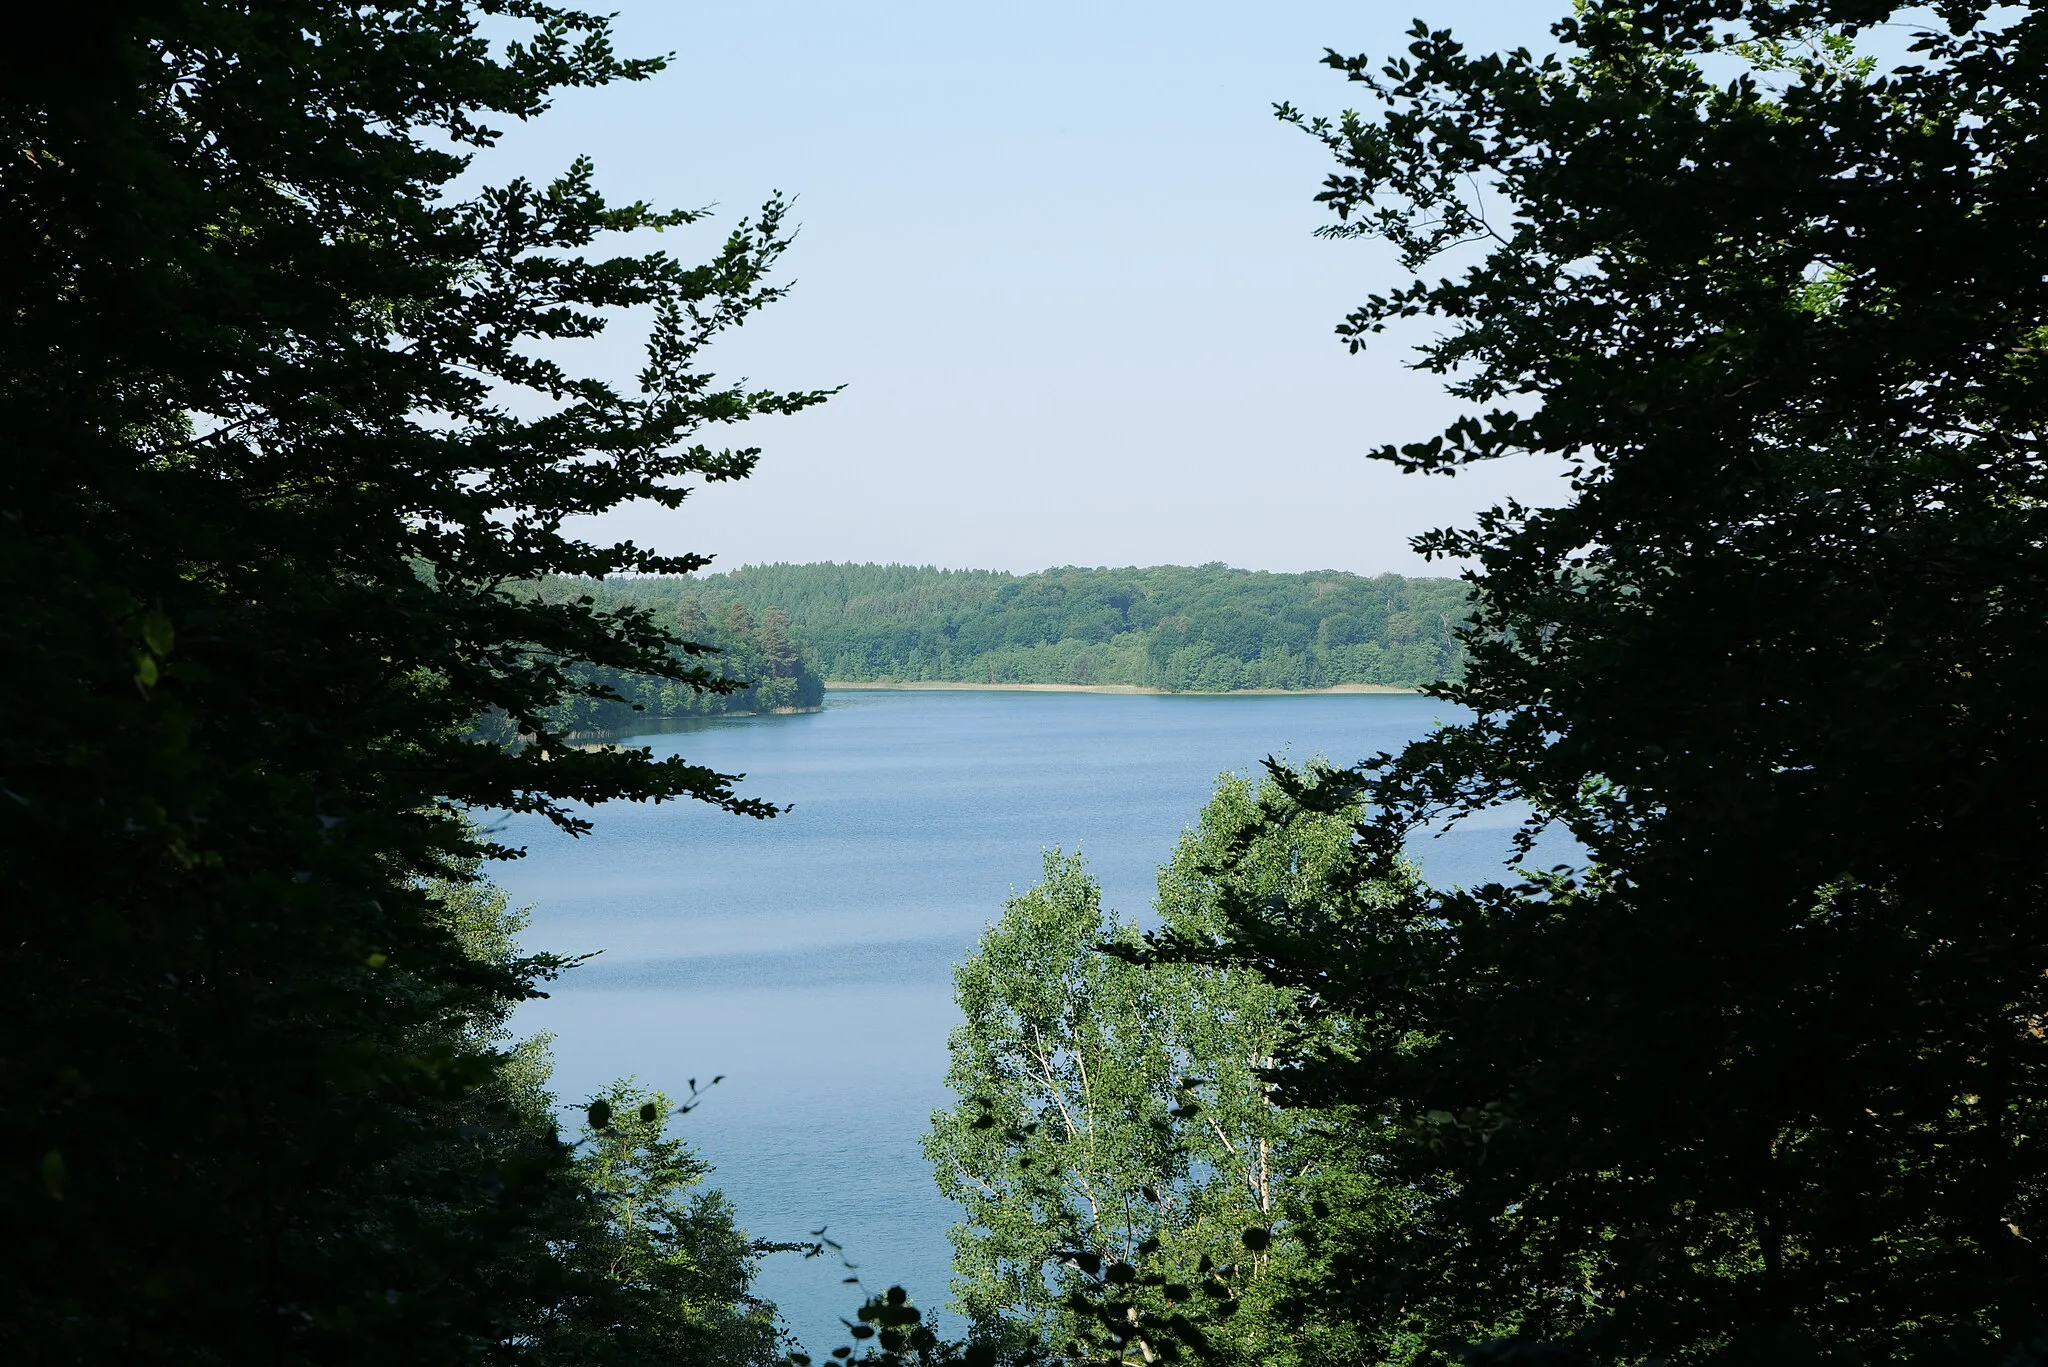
[527,579,826,734]
[587,562,1471,692]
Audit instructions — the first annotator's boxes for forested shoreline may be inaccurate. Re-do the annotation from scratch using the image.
[11,3,2048,1366]
[518,580,827,736]
[572,563,1468,693]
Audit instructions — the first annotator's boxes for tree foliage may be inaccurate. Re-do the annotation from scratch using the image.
[536,589,827,735]
[593,562,1470,690]
[927,772,1416,1366]
[1,2,821,1361]
[1196,3,2048,1363]
[546,1080,785,1367]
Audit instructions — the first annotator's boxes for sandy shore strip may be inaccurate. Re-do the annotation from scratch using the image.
[823,680,1419,696]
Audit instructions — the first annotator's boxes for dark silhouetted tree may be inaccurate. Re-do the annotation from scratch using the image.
[0,3,825,1362]
[1186,4,2048,1363]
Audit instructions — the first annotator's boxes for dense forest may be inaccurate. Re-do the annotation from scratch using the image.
[523,579,826,735]
[586,563,1468,691]
[10,3,2048,1367]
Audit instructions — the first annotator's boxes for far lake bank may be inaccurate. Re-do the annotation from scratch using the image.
[823,679,1420,696]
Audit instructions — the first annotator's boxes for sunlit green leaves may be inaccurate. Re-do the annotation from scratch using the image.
[926,769,1411,1365]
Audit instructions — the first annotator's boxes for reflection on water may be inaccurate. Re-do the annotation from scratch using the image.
[493,689,1564,1351]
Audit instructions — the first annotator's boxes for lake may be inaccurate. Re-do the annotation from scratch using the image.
[492,688,1544,1352]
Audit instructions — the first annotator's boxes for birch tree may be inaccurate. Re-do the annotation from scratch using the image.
[925,770,1407,1365]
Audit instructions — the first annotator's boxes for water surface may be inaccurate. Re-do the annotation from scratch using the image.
[495,689,1544,1351]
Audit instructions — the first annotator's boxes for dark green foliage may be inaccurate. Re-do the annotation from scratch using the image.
[786,1285,1000,1367]
[537,584,827,734]
[435,871,789,1367]
[595,563,1470,690]
[1,2,820,1362]
[1192,3,2048,1364]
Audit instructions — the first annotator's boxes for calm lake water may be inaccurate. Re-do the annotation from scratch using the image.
[492,688,1547,1352]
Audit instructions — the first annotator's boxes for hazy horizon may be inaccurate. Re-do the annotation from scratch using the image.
[484,1,1567,577]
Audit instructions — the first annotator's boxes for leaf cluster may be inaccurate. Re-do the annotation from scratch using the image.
[1234,3,2048,1362]
[1,3,821,1362]
[927,771,1419,1366]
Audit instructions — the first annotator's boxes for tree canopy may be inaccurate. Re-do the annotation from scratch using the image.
[591,562,1470,691]
[2,2,821,1361]
[927,770,1417,1367]
[15,2,2048,1365]
[531,590,827,736]
[1173,3,2048,1363]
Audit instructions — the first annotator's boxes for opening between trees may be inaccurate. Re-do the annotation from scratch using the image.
[6,2,2046,1365]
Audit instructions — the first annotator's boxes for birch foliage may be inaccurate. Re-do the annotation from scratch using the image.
[926,770,1408,1365]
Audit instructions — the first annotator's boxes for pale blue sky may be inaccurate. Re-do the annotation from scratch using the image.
[490,2,1562,575]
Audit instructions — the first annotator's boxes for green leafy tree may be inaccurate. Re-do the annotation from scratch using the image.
[2,3,823,1362]
[543,588,826,733]
[545,1081,785,1367]
[1204,3,2048,1363]
[419,859,789,1367]
[678,594,715,643]
[427,849,795,1367]
[753,607,805,712]
[926,852,1185,1361]
[1149,773,1426,1367]
[927,771,1413,1365]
